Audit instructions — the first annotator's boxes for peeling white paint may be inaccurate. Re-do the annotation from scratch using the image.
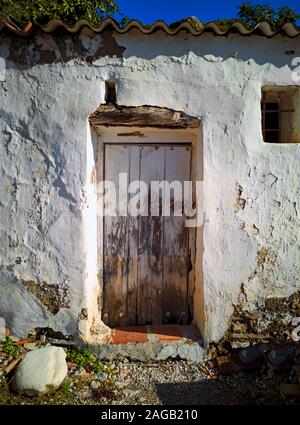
[0,30,299,344]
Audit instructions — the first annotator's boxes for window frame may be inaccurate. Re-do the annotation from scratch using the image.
[261,87,298,144]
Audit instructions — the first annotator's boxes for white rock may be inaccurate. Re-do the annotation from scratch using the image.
[11,346,68,395]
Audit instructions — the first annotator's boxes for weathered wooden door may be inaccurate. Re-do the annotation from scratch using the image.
[102,143,191,327]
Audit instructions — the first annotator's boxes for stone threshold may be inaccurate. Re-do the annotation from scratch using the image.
[90,325,206,363]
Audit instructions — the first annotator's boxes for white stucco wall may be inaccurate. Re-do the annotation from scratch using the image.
[0,28,299,343]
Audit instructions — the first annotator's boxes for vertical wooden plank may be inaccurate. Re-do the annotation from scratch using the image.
[96,138,104,309]
[103,144,129,327]
[137,145,165,325]
[163,145,191,324]
[126,145,140,325]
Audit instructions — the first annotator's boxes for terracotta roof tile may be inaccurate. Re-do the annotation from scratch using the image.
[0,17,299,38]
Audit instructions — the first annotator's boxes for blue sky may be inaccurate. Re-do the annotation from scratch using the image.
[115,0,300,24]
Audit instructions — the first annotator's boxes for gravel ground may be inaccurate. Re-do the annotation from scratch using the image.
[115,361,237,405]
[113,360,288,405]
[0,336,298,405]
[0,351,290,405]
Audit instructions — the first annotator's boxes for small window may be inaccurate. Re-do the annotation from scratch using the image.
[261,87,299,144]
[105,80,117,104]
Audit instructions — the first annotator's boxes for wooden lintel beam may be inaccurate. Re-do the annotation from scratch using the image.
[89,104,200,129]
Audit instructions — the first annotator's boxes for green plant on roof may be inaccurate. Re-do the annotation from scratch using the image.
[237,2,300,30]
[0,0,121,27]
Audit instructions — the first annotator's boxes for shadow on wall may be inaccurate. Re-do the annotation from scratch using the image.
[2,28,299,69]
[118,30,300,68]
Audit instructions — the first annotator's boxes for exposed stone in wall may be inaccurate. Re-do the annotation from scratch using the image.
[235,185,246,211]
[209,291,300,357]
[79,308,88,320]
[260,293,300,335]
[21,280,69,314]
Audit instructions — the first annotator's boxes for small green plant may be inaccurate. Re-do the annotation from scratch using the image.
[59,379,72,396]
[1,377,9,392]
[2,337,20,357]
[103,362,116,382]
[68,348,94,367]
[92,361,117,387]
[91,359,105,374]
[0,377,10,404]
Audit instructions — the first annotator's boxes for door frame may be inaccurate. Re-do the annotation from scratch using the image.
[93,126,204,334]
